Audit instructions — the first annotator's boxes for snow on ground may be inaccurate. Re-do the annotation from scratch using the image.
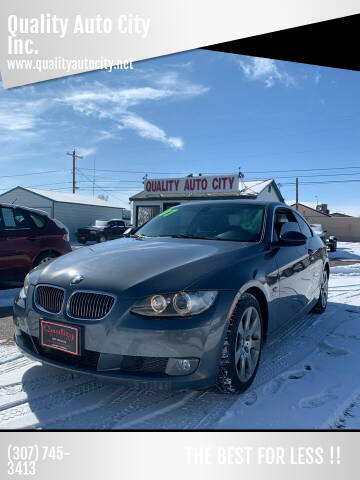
[328,241,360,260]
[0,289,20,308]
[0,244,360,429]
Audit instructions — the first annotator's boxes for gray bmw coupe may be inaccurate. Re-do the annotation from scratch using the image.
[13,201,329,393]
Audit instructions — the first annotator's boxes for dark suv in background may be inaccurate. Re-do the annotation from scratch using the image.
[0,203,72,287]
[75,219,128,244]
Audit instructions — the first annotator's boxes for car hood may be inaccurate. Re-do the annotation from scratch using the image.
[33,237,261,298]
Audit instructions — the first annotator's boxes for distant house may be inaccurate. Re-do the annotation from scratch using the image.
[0,186,130,240]
[331,212,352,218]
[290,203,331,223]
[290,202,360,242]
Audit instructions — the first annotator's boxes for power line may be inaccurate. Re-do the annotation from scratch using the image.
[76,169,132,202]
[79,165,360,176]
[2,170,68,179]
[2,165,360,181]
[280,179,360,186]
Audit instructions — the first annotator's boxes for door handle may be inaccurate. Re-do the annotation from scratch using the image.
[308,248,314,257]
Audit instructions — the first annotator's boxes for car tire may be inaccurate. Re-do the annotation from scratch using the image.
[217,293,264,394]
[312,269,329,314]
[78,239,86,245]
[33,251,58,268]
[98,234,107,243]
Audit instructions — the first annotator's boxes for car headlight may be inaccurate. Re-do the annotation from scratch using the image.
[131,291,218,317]
[20,273,30,299]
[15,274,30,308]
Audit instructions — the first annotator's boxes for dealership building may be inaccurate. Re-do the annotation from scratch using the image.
[0,186,130,240]
[130,174,284,227]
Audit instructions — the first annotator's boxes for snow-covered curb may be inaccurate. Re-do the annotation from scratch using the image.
[330,263,360,276]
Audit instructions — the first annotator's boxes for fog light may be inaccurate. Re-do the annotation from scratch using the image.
[179,359,191,371]
[165,358,199,376]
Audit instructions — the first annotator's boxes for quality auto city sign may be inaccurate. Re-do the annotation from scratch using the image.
[144,174,239,195]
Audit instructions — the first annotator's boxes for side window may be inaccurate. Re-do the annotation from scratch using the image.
[0,207,31,229]
[295,213,312,238]
[273,209,300,241]
[13,209,31,229]
[29,213,46,229]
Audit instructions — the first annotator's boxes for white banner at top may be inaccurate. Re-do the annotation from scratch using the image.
[1,0,360,88]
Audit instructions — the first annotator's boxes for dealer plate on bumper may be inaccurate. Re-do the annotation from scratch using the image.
[40,319,80,356]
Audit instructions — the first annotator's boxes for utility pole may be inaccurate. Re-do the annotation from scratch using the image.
[67,149,83,193]
[93,158,96,198]
[295,177,299,211]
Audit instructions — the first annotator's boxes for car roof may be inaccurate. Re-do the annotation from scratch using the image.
[172,199,285,208]
[0,202,49,216]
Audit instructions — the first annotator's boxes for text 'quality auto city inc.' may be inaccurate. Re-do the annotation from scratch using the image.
[145,174,238,194]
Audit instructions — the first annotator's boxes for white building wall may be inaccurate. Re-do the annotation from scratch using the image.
[256,186,281,202]
[0,187,53,216]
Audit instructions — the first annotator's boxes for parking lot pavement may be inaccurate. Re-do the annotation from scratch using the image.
[0,288,19,346]
[0,308,14,346]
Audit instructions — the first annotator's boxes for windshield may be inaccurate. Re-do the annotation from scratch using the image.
[93,220,108,227]
[136,203,265,242]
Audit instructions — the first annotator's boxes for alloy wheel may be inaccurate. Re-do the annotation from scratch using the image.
[234,306,262,382]
[320,270,328,308]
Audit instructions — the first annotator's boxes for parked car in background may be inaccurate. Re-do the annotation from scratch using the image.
[310,224,337,252]
[14,201,329,393]
[75,219,128,244]
[0,203,71,287]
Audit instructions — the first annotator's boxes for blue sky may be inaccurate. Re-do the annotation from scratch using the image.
[1,49,360,214]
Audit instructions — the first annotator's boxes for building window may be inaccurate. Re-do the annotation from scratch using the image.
[136,205,160,227]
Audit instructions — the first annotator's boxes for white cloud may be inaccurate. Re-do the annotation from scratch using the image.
[314,72,321,84]
[0,70,207,153]
[119,115,184,150]
[76,146,97,157]
[93,130,115,143]
[239,57,295,88]
[0,99,47,133]
[59,72,207,149]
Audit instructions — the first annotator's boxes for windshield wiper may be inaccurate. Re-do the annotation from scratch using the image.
[129,233,148,238]
[159,234,211,240]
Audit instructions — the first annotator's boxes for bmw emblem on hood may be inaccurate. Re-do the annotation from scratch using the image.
[70,275,84,285]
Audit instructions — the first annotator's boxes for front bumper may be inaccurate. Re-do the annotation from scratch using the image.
[76,232,99,242]
[13,288,234,390]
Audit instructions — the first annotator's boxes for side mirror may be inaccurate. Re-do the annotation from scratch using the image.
[279,230,307,246]
[123,227,137,237]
